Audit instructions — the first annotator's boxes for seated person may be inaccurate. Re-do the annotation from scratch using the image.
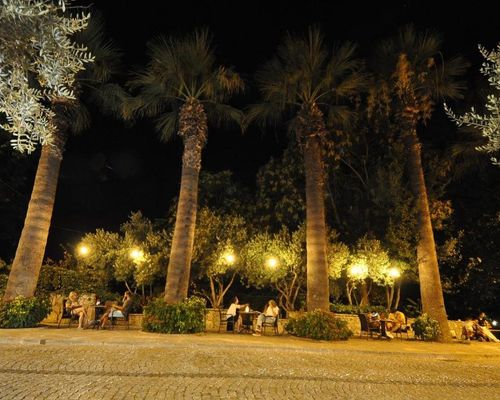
[66,291,87,329]
[368,311,381,330]
[475,312,499,343]
[253,300,279,336]
[100,291,133,328]
[462,316,478,340]
[226,296,248,332]
[386,309,407,339]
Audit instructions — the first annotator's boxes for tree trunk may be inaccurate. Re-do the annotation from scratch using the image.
[405,130,452,342]
[164,99,207,304]
[359,280,370,306]
[303,135,330,311]
[3,134,65,301]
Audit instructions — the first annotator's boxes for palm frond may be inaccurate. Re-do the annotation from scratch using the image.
[87,83,133,120]
[75,10,122,83]
[154,110,179,142]
[245,102,287,130]
[432,55,470,100]
[61,101,91,134]
[205,102,244,129]
[325,105,358,130]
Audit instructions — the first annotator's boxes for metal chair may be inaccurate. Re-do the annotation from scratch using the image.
[108,302,132,330]
[218,309,237,333]
[358,313,381,338]
[261,315,279,335]
[57,299,79,328]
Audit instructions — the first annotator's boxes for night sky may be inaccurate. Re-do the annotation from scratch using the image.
[3,0,499,259]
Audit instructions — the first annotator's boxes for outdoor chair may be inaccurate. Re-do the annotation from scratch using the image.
[108,303,131,330]
[218,309,236,333]
[394,317,412,340]
[57,299,79,328]
[358,313,381,338]
[261,315,279,335]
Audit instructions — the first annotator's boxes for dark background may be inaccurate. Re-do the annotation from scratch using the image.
[2,0,498,260]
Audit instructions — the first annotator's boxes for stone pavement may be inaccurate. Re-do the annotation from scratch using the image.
[0,328,499,399]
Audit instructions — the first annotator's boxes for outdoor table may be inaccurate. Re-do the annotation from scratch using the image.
[239,311,260,333]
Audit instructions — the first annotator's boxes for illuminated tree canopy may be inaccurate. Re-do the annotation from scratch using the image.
[0,0,93,153]
[445,43,500,165]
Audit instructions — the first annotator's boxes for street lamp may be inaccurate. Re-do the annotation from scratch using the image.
[77,244,90,257]
[349,263,367,279]
[224,253,236,264]
[388,267,401,279]
[266,257,278,269]
[130,248,144,262]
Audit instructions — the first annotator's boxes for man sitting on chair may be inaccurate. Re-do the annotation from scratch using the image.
[385,309,407,339]
[100,291,133,328]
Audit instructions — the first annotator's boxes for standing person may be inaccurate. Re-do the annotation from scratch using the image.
[253,300,279,336]
[66,291,87,329]
[226,296,247,332]
[100,291,133,329]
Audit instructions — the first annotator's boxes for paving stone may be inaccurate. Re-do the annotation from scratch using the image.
[0,329,498,399]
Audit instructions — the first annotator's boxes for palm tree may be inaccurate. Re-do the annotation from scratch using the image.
[371,25,468,341]
[3,15,122,301]
[127,29,243,304]
[248,27,366,311]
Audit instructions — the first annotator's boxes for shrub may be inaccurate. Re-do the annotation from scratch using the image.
[330,302,386,315]
[0,296,51,328]
[142,296,206,334]
[413,313,441,341]
[285,310,353,340]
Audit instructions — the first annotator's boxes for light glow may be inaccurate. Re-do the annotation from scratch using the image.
[130,248,144,261]
[388,267,401,278]
[224,253,236,264]
[266,257,278,269]
[77,244,89,256]
[349,263,368,278]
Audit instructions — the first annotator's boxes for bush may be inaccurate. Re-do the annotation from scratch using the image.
[330,302,386,315]
[142,296,206,334]
[413,313,440,341]
[0,296,51,328]
[285,310,353,341]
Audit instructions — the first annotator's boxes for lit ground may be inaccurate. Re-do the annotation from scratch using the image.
[0,328,499,399]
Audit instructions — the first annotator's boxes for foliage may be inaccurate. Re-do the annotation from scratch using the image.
[445,43,500,165]
[142,296,206,334]
[191,207,248,308]
[0,295,50,328]
[329,302,386,315]
[255,144,305,231]
[241,227,305,311]
[0,259,8,297]
[413,313,441,341]
[127,28,244,139]
[0,0,94,152]
[78,212,168,295]
[326,231,350,279]
[36,254,91,296]
[285,310,352,340]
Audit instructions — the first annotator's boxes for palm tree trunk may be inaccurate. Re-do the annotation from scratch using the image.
[303,135,330,311]
[3,134,65,301]
[405,129,452,342]
[164,99,207,303]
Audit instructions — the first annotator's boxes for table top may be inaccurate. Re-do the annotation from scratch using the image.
[239,311,260,315]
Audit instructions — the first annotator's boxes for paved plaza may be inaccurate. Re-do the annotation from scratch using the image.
[0,328,499,399]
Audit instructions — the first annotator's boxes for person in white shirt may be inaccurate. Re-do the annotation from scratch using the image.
[226,296,247,332]
[253,299,279,335]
